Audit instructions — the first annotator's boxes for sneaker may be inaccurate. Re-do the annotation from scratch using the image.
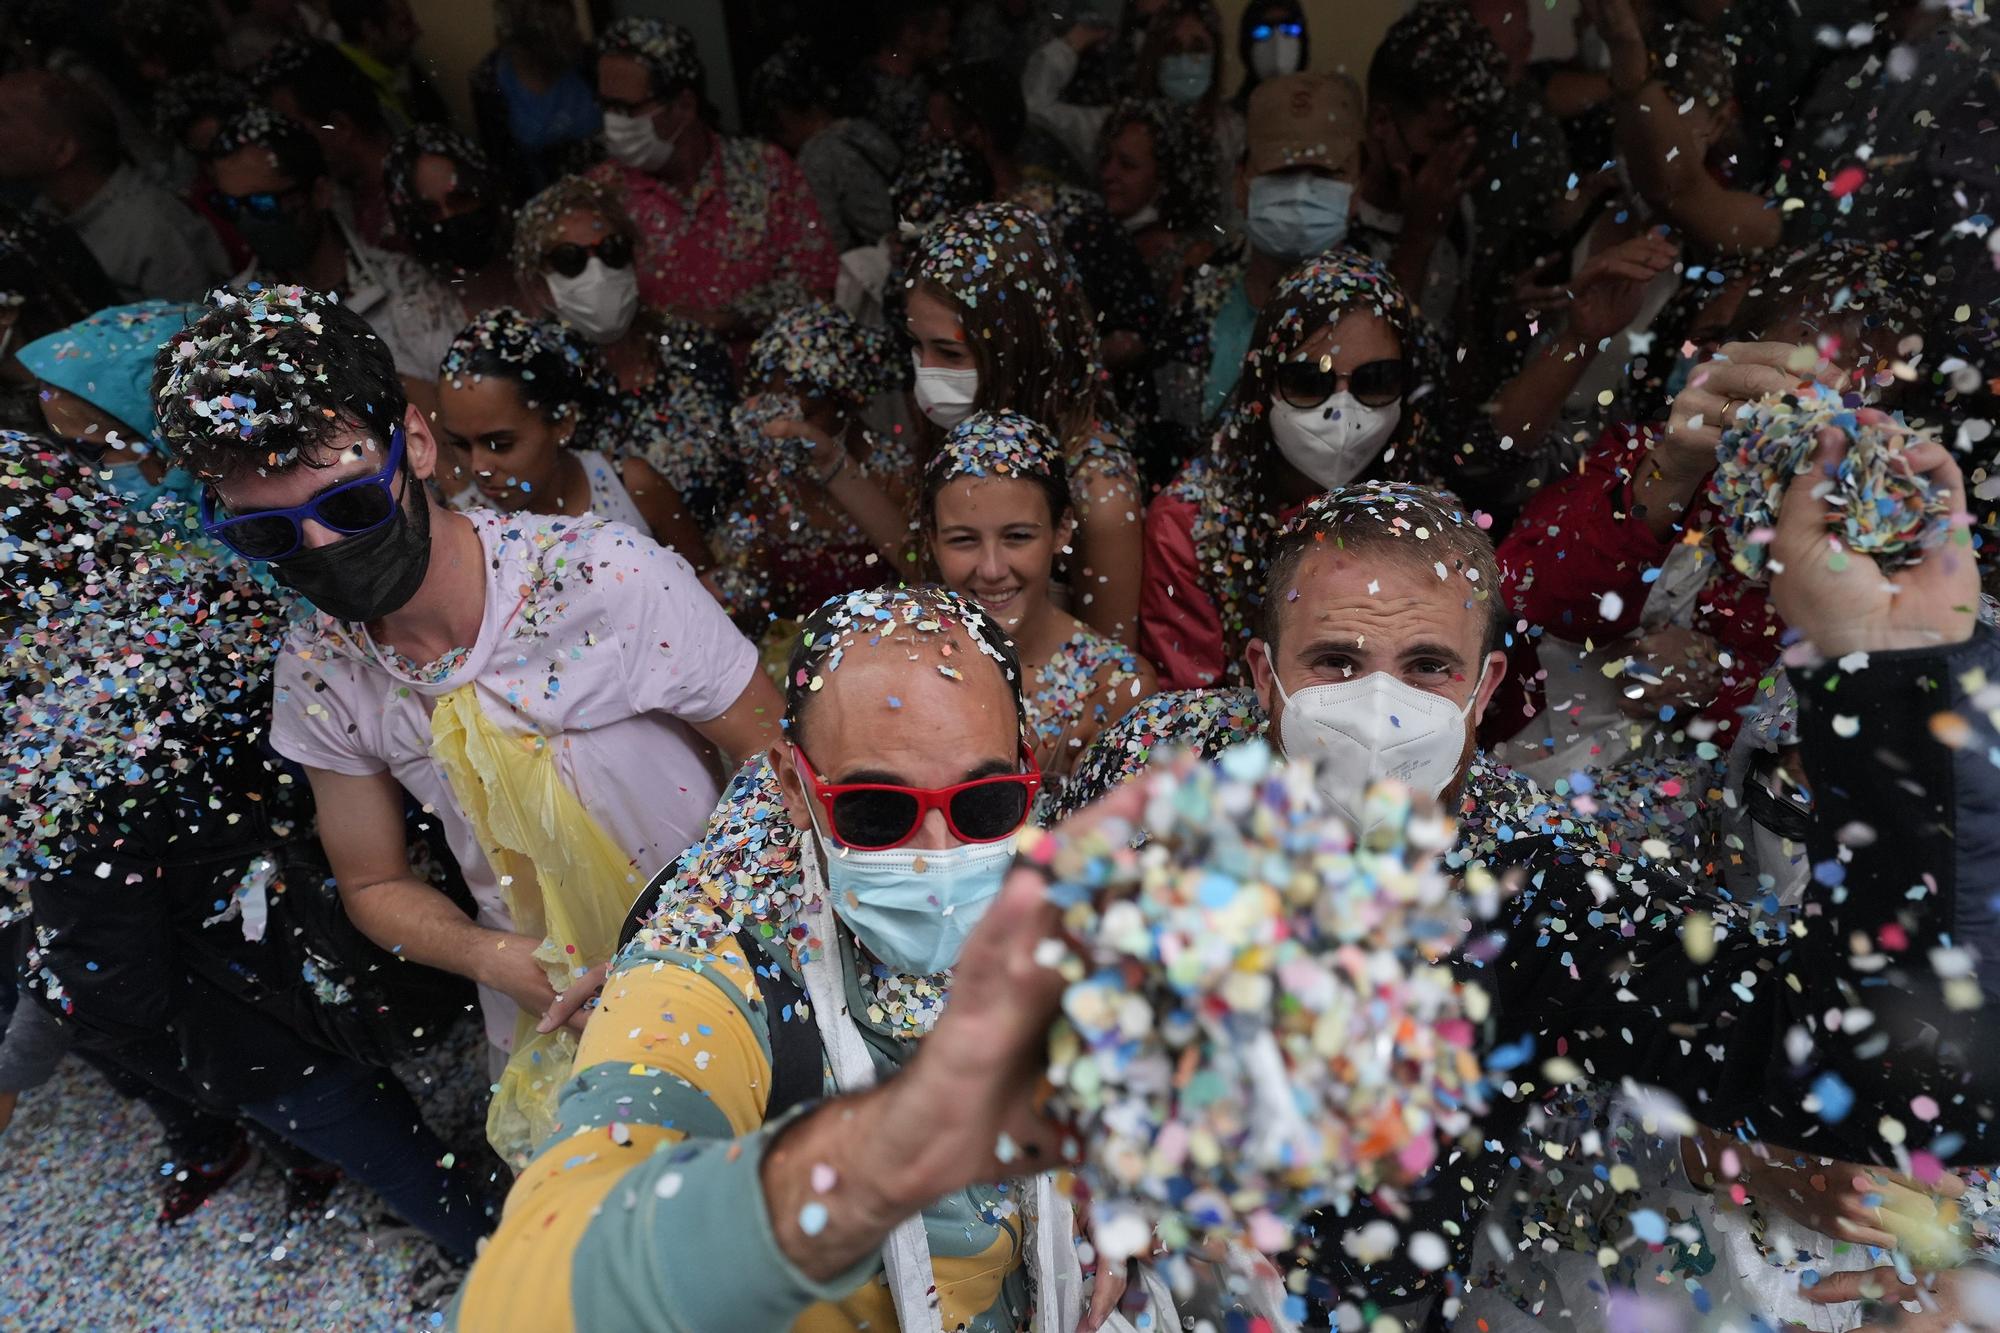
[406,1247,467,1315]
[156,1134,255,1225]
[283,1164,342,1218]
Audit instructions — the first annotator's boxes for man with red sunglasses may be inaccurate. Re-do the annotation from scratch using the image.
[154,284,783,1156]
[452,586,1145,1333]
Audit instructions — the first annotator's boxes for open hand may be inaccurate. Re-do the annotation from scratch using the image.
[1567,230,1678,344]
[536,959,611,1036]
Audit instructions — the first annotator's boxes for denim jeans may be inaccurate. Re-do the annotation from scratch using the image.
[241,1056,491,1262]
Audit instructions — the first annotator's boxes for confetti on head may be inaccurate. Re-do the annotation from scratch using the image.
[1260,481,1501,650]
[919,409,1073,526]
[149,70,252,149]
[383,123,503,266]
[745,303,901,409]
[892,140,995,238]
[595,16,705,100]
[203,103,325,186]
[17,300,199,459]
[439,306,614,431]
[1728,240,1930,388]
[510,173,637,290]
[1368,0,1510,121]
[153,283,405,482]
[782,585,1027,748]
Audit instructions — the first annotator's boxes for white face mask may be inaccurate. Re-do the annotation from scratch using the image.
[1267,650,1484,834]
[545,257,639,344]
[912,354,979,428]
[1250,34,1303,79]
[1268,390,1400,490]
[1119,202,1161,233]
[603,107,684,173]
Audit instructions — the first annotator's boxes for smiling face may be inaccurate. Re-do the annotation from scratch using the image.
[1248,543,1503,784]
[928,475,1072,630]
[1099,119,1159,222]
[772,625,1022,853]
[906,285,973,372]
[436,373,571,511]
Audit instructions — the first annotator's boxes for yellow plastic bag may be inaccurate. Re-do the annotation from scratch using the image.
[428,686,644,1166]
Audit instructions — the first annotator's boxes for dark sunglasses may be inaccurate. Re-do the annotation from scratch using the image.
[795,744,1041,852]
[198,427,406,561]
[1275,356,1407,409]
[544,233,634,278]
[209,185,307,220]
[1251,22,1304,39]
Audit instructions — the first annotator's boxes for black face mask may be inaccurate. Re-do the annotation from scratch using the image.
[271,475,433,623]
[410,206,505,277]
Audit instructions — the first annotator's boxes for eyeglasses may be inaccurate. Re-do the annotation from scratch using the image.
[198,427,407,561]
[544,233,634,278]
[1251,22,1305,39]
[1275,356,1406,409]
[794,744,1041,851]
[209,185,307,220]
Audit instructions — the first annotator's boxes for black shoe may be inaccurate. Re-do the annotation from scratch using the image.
[156,1134,254,1225]
[407,1247,468,1315]
[283,1164,342,1218]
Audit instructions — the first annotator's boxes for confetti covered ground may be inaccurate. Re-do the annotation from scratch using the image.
[0,1017,491,1333]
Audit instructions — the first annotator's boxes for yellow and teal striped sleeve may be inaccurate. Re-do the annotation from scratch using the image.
[450,938,882,1332]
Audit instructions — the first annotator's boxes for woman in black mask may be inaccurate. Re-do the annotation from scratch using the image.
[384,124,518,319]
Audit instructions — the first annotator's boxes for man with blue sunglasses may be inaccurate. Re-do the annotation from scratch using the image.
[155,284,784,1144]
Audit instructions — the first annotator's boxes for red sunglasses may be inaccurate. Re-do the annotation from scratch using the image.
[793,745,1042,851]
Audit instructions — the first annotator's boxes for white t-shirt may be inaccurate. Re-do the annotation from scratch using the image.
[271,509,758,1045]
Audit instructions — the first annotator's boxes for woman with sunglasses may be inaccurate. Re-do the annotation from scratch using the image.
[908,203,1147,648]
[512,173,738,526]
[456,585,1148,1333]
[436,307,709,569]
[922,411,1157,811]
[707,303,917,634]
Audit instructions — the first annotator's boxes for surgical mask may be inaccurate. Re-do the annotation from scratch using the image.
[1246,173,1352,261]
[546,257,639,344]
[912,358,979,428]
[1157,53,1214,104]
[1119,202,1161,233]
[270,474,433,623]
[603,108,684,173]
[809,803,1016,975]
[1250,34,1303,79]
[1268,391,1400,489]
[1268,652,1483,834]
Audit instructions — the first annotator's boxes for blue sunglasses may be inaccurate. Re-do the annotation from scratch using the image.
[209,186,307,220]
[199,427,407,561]
[1251,22,1304,39]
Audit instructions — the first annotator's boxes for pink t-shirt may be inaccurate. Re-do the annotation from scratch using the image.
[271,509,758,1046]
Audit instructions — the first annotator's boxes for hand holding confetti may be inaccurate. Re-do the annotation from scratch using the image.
[1042,742,1486,1260]
[1707,383,1955,583]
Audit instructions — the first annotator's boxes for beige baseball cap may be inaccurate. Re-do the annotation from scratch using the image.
[1245,71,1365,178]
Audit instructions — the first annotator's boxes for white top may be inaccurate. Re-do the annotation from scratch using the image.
[270,509,758,1044]
[447,450,648,535]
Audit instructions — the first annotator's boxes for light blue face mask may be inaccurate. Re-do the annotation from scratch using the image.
[1245,172,1353,261]
[808,801,1017,976]
[1157,52,1214,104]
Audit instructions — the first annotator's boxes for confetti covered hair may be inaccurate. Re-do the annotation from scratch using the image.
[595,16,705,101]
[744,302,902,411]
[510,173,638,290]
[920,409,1074,528]
[891,140,995,236]
[1366,0,1508,121]
[150,70,253,150]
[1097,97,1222,234]
[206,104,326,187]
[252,37,387,136]
[782,586,1028,749]
[911,203,1106,449]
[1653,16,1735,108]
[1259,481,1501,652]
[383,123,502,247]
[439,307,613,433]
[153,284,407,482]
[1727,240,1930,388]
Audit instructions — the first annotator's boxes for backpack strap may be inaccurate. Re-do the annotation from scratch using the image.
[736,925,824,1123]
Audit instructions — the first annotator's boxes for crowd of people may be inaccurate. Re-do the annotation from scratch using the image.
[2,0,1997,1328]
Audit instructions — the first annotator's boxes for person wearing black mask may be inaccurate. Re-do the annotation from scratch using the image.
[206,104,461,412]
[383,123,516,317]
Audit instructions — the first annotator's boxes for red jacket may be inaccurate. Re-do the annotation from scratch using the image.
[1490,422,1784,744]
[1136,486,1228,691]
